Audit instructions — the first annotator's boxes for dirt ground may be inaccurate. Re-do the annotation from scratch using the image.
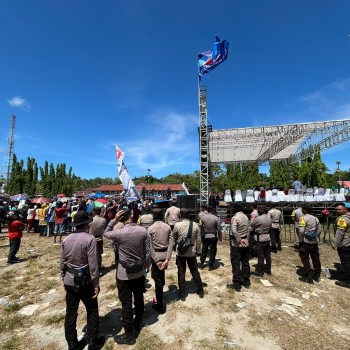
[0,230,350,350]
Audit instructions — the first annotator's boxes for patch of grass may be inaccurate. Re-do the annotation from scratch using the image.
[183,327,193,337]
[1,336,22,350]
[135,327,166,350]
[39,343,62,350]
[102,340,115,350]
[1,270,16,282]
[45,314,65,325]
[0,314,28,334]
[166,273,176,284]
[43,279,59,291]
[107,283,116,291]
[4,302,22,313]
[215,325,229,339]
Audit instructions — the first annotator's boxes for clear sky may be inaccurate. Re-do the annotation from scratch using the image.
[1,0,350,180]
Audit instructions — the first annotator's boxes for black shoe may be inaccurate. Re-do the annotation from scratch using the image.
[226,283,241,292]
[178,294,186,301]
[313,275,321,282]
[208,265,214,271]
[264,269,272,275]
[115,333,136,345]
[152,304,166,314]
[335,280,350,288]
[242,280,251,289]
[197,289,204,298]
[299,276,314,284]
[198,263,204,270]
[277,246,282,251]
[252,271,264,277]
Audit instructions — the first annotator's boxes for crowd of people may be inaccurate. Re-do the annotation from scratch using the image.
[1,196,350,350]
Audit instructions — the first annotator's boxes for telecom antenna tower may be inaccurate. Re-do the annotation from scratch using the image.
[3,115,16,183]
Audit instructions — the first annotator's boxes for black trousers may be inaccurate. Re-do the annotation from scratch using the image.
[200,239,217,266]
[64,284,99,345]
[117,276,145,335]
[338,247,350,282]
[151,261,165,307]
[248,234,256,258]
[255,241,271,272]
[94,237,103,271]
[270,228,281,250]
[176,256,203,298]
[298,242,321,276]
[8,238,21,263]
[230,245,250,284]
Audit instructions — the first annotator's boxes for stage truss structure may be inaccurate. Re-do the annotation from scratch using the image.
[198,91,350,204]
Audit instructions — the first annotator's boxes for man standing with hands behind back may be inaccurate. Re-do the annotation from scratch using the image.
[148,208,174,313]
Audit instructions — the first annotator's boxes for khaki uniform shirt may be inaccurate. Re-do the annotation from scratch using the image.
[164,206,181,226]
[292,207,303,229]
[200,212,221,240]
[89,215,106,236]
[230,211,250,247]
[139,213,154,229]
[198,210,208,220]
[333,213,350,248]
[103,222,150,280]
[298,213,321,244]
[250,214,271,242]
[267,208,283,229]
[60,229,99,288]
[173,219,201,257]
[148,221,174,262]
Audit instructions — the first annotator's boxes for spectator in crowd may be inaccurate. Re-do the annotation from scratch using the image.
[7,211,24,264]
[164,200,181,231]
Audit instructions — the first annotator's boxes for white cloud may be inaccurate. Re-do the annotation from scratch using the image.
[7,96,30,110]
[300,78,350,119]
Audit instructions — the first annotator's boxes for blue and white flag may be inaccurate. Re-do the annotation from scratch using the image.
[116,145,140,202]
[198,36,229,80]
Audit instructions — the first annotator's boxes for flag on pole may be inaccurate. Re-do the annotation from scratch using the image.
[115,145,140,202]
[182,182,190,195]
[198,36,229,80]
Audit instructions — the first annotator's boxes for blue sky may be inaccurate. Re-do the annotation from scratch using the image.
[1,0,350,180]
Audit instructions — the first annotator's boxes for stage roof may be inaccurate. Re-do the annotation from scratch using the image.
[209,119,350,164]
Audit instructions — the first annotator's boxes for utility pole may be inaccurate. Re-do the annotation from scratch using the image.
[147,168,151,198]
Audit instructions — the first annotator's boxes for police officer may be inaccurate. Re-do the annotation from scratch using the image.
[88,207,106,273]
[332,203,350,288]
[291,205,303,244]
[173,208,204,301]
[60,211,103,350]
[228,203,250,291]
[148,208,174,313]
[103,209,150,345]
[164,200,181,231]
[199,206,222,270]
[298,206,321,284]
[249,204,259,258]
[250,205,272,276]
[267,203,283,252]
[139,205,154,230]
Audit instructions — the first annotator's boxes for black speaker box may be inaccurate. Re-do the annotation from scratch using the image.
[177,195,200,209]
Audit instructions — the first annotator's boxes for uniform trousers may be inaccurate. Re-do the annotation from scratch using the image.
[270,228,281,251]
[255,241,271,273]
[337,247,350,281]
[298,241,321,276]
[176,256,203,298]
[94,236,103,271]
[151,261,165,307]
[117,276,145,335]
[7,238,21,263]
[230,245,250,284]
[64,284,99,345]
[200,238,217,267]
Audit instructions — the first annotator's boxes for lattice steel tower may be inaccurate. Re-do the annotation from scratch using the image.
[199,87,211,205]
[5,115,16,182]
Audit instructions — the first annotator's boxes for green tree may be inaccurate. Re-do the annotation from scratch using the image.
[270,160,290,189]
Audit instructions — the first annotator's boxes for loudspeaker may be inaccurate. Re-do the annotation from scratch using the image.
[177,195,200,209]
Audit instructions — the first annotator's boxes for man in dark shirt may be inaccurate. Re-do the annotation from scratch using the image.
[60,211,104,350]
[103,209,150,345]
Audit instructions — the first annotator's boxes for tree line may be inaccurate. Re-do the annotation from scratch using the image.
[4,153,348,197]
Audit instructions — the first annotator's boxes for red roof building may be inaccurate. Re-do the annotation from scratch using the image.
[93,183,186,195]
